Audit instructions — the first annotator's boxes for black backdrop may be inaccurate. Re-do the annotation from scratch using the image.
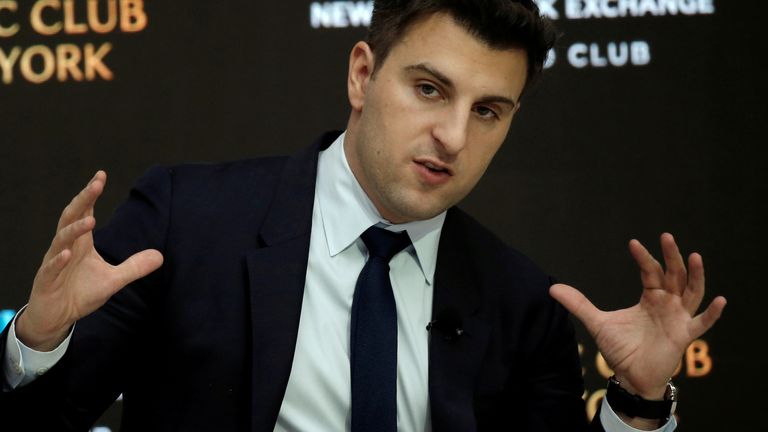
[1,1,765,430]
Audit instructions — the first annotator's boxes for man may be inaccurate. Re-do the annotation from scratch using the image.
[0,1,725,431]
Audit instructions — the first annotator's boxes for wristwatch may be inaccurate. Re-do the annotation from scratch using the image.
[606,375,678,422]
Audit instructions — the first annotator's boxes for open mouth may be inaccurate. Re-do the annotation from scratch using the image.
[423,161,448,173]
[415,159,453,176]
[414,159,453,185]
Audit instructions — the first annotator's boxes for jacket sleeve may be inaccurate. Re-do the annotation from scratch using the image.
[522,276,597,431]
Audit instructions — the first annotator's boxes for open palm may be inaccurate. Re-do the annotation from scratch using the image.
[550,234,726,398]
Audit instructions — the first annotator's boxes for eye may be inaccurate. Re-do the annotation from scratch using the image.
[473,105,499,120]
[417,83,441,99]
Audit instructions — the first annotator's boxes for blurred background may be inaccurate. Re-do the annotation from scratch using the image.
[1,1,764,429]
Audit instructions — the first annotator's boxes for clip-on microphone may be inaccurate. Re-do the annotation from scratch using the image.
[426,308,464,341]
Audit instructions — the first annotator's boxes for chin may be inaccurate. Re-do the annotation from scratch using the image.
[377,186,454,223]
[392,201,448,223]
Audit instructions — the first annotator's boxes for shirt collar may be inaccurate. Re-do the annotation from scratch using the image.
[316,132,446,285]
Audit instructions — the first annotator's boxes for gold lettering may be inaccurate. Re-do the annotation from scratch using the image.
[0,46,21,84]
[0,0,19,37]
[595,352,614,379]
[686,339,712,377]
[63,0,87,34]
[30,0,62,36]
[56,43,83,81]
[84,42,112,80]
[586,389,606,421]
[88,0,117,34]
[20,45,55,84]
[120,0,147,32]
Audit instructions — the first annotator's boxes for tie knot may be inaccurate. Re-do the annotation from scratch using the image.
[361,226,411,262]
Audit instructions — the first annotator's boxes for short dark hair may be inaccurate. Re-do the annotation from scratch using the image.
[367,0,557,93]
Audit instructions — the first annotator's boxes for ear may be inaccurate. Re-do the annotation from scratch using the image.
[347,41,376,112]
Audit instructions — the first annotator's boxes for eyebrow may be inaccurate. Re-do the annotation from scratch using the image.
[404,63,519,109]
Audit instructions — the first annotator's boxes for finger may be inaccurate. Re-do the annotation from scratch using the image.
[628,239,664,290]
[57,171,105,229]
[682,252,705,315]
[57,171,107,231]
[688,296,726,339]
[549,283,604,336]
[46,216,96,260]
[660,233,687,296]
[109,249,164,294]
[36,249,73,288]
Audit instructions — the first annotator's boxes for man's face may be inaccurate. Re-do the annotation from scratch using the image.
[345,12,528,223]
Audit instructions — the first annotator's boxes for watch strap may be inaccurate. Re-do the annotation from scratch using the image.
[605,375,676,421]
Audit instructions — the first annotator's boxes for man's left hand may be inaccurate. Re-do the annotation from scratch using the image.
[549,233,727,399]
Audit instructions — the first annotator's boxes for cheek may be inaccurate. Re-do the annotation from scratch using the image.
[382,81,426,121]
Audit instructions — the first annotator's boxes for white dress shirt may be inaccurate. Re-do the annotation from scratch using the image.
[275,132,444,431]
[4,132,675,431]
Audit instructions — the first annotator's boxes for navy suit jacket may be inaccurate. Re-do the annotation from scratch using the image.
[0,131,603,431]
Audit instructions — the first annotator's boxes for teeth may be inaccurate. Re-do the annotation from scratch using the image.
[424,162,444,171]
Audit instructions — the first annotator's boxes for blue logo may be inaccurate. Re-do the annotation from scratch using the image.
[1,310,16,331]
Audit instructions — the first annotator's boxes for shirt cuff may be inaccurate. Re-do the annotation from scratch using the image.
[3,306,74,390]
[600,396,677,432]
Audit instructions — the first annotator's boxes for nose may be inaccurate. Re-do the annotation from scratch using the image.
[431,105,469,157]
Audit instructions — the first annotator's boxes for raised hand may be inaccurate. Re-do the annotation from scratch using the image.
[549,233,726,400]
[16,171,164,351]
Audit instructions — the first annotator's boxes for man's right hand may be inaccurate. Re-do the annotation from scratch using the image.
[16,171,164,352]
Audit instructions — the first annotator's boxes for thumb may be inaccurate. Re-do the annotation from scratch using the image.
[549,283,603,335]
[112,249,164,290]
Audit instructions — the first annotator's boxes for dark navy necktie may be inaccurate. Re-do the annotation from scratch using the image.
[350,226,412,432]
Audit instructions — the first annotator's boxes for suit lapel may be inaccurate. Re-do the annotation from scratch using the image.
[429,208,492,432]
[245,134,490,430]
[246,132,341,431]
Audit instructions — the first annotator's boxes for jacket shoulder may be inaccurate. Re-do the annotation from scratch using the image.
[444,207,553,288]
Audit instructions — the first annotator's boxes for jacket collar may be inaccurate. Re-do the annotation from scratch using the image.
[247,132,489,431]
